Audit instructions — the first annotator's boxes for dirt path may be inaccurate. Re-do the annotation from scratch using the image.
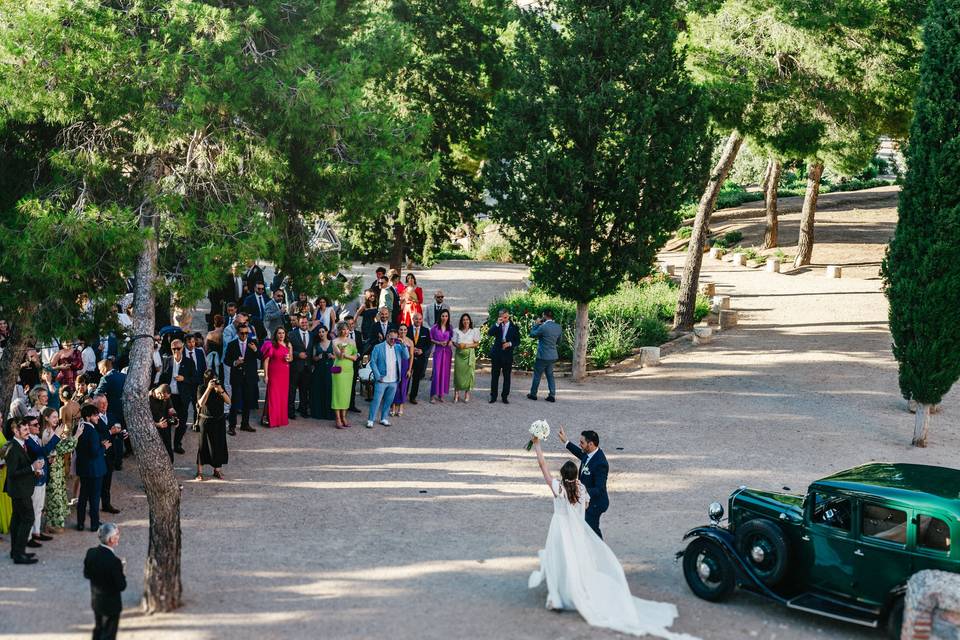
[6,206,960,640]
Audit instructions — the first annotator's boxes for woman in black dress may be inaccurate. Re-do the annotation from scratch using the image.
[310,324,335,420]
[195,369,230,481]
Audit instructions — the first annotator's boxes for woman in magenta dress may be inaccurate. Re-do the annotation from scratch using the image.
[262,327,293,428]
[430,309,453,403]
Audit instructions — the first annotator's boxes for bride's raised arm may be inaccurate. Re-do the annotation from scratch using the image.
[533,439,556,496]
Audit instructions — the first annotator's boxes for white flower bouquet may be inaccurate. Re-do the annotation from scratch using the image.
[525,419,550,451]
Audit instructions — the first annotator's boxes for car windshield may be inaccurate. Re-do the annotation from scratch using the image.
[811,493,852,531]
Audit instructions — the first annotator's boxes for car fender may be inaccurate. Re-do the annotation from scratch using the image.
[680,526,789,604]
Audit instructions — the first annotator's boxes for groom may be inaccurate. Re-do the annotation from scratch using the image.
[558,426,609,539]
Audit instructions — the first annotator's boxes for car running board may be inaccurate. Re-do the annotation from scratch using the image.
[786,593,880,628]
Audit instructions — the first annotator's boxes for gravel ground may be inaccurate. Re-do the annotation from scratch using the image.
[4,221,959,640]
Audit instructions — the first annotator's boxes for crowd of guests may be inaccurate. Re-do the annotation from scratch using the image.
[0,262,565,571]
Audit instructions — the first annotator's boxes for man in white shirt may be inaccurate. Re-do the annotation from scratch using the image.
[79,339,99,376]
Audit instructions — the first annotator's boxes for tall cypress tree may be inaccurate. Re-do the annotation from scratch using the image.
[882,0,960,447]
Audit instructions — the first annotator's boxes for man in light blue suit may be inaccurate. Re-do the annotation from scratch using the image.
[367,328,405,428]
[527,309,563,402]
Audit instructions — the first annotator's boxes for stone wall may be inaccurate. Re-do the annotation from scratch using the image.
[903,570,960,639]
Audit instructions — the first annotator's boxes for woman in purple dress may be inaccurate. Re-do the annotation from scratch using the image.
[430,309,453,403]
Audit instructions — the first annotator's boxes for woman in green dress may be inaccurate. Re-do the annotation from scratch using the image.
[331,322,358,429]
[42,407,81,532]
[453,313,481,403]
[310,325,336,421]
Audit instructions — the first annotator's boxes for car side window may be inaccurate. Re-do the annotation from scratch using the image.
[917,515,951,552]
[861,503,907,544]
[811,493,852,531]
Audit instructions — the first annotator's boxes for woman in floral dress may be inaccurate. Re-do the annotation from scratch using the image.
[42,407,84,533]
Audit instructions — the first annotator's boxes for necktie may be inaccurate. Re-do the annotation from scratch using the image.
[240,341,246,357]
[502,322,507,341]
[258,295,264,317]
[188,350,195,365]
[301,330,308,347]
[414,327,419,343]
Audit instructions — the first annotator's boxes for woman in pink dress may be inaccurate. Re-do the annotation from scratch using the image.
[262,327,293,428]
[430,309,453,403]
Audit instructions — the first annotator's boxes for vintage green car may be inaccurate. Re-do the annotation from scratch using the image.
[679,463,960,638]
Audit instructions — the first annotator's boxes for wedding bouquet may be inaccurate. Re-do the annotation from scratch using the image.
[525,419,550,451]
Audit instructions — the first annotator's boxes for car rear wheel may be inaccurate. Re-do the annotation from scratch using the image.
[683,537,736,602]
[734,518,789,586]
[885,596,904,640]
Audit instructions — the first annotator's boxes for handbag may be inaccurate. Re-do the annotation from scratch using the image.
[331,365,342,374]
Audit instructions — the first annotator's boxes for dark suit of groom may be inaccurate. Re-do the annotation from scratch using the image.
[489,315,520,402]
[566,438,609,539]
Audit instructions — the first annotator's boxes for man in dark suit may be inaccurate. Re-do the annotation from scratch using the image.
[407,313,432,405]
[90,398,123,514]
[559,426,609,539]
[158,339,197,454]
[244,260,265,297]
[344,315,363,413]
[225,324,261,433]
[84,523,126,640]
[95,360,126,428]
[76,404,109,532]
[242,282,269,339]
[489,308,520,404]
[4,419,44,564]
[388,273,403,325]
[370,307,395,347]
[288,315,314,419]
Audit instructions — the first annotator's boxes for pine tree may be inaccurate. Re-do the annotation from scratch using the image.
[882,0,960,447]
[484,0,709,380]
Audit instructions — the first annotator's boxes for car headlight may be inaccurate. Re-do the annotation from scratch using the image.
[708,501,724,523]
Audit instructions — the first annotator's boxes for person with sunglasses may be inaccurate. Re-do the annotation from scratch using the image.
[158,339,196,455]
[224,324,261,435]
[424,290,450,328]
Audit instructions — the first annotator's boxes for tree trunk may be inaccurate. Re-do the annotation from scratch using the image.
[762,157,782,249]
[0,317,29,418]
[793,160,824,268]
[912,402,930,447]
[571,301,590,382]
[673,130,744,331]
[390,200,407,272]
[123,163,183,613]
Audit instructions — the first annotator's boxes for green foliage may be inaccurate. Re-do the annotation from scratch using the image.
[484,0,709,308]
[711,230,743,248]
[882,0,960,406]
[473,238,512,262]
[675,226,693,239]
[480,279,708,369]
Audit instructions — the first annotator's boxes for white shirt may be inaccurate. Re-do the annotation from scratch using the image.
[299,329,310,350]
[81,346,98,373]
[170,357,181,395]
[583,448,597,469]
[383,343,398,384]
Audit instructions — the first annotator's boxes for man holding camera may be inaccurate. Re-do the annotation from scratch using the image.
[527,309,562,402]
[5,418,46,564]
[159,339,196,454]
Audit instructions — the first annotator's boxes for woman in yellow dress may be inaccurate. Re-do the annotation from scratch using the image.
[331,322,358,429]
[0,429,13,534]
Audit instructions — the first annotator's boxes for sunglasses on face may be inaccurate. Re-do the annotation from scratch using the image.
[172,347,182,351]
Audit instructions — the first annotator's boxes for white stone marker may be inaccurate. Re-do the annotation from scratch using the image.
[639,346,661,367]
[826,265,842,278]
[731,253,747,266]
[766,259,781,273]
[693,326,713,345]
[660,263,675,276]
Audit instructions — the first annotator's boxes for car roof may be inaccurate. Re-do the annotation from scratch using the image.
[811,463,960,515]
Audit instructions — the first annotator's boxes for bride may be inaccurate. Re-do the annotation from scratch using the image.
[528,438,698,640]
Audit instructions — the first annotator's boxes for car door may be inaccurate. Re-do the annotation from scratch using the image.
[805,492,859,596]
[911,509,960,575]
[853,500,913,605]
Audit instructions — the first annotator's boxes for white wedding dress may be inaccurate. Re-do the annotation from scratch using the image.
[528,479,699,640]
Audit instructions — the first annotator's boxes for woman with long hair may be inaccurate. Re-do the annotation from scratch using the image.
[453,313,480,403]
[293,291,316,323]
[314,296,337,333]
[310,324,336,421]
[390,324,415,417]
[43,407,82,533]
[404,273,424,304]
[429,309,453,403]
[49,339,83,387]
[399,286,422,327]
[331,322,359,428]
[261,326,293,428]
[195,369,230,480]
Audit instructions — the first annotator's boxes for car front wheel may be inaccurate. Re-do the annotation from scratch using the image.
[683,537,736,602]
[735,518,790,586]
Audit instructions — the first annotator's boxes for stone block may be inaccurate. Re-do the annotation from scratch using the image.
[826,265,842,278]
[659,263,675,276]
[639,346,660,367]
[706,311,720,326]
[692,326,713,345]
[710,247,725,260]
[766,259,781,273]
[712,295,731,311]
[719,309,738,330]
[700,282,716,297]
[903,570,960,640]
[731,253,746,266]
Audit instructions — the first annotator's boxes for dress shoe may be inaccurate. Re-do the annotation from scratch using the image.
[10,551,35,559]
[76,524,85,531]
[89,526,99,532]
[526,393,537,401]
[502,398,509,404]
[35,533,53,541]
[228,428,237,436]
[174,446,186,455]
[13,555,38,565]
[409,399,418,405]
[102,506,121,514]
[239,425,256,432]
[546,396,556,403]
[348,407,362,413]
[26,539,42,548]
[489,397,497,404]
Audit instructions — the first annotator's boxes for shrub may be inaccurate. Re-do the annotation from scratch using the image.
[711,230,743,248]
[475,238,512,262]
[675,225,693,239]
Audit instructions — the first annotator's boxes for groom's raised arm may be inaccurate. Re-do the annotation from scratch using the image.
[565,441,585,461]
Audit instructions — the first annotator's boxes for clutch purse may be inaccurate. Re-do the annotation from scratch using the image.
[331,365,342,374]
